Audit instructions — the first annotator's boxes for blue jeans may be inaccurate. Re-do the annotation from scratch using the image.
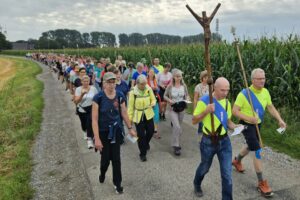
[194,136,233,200]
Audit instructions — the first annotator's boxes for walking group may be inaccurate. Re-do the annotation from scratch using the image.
[30,53,286,199]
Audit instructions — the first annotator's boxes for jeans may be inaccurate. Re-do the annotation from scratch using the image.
[194,136,233,200]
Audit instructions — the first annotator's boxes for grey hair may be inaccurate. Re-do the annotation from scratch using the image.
[251,68,265,80]
[136,74,147,84]
[121,60,126,65]
[136,62,144,68]
[81,75,90,81]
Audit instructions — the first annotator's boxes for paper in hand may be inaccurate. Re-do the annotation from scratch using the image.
[230,125,245,137]
[276,127,286,134]
[126,134,138,143]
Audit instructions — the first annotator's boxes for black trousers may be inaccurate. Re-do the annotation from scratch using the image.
[135,115,154,156]
[78,111,93,138]
[99,130,122,187]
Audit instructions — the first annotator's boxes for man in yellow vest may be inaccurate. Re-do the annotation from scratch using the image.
[232,68,286,197]
[192,77,238,200]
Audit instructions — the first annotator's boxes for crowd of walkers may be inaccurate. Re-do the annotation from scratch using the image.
[29,53,286,199]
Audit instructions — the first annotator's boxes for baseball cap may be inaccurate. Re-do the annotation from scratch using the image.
[103,72,116,81]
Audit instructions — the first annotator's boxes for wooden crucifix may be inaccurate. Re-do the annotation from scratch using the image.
[186,3,221,143]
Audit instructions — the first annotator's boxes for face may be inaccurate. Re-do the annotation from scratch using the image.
[137,82,146,90]
[82,78,90,87]
[201,75,208,83]
[148,70,155,78]
[164,66,170,72]
[137,65,144,72]
[174,74,182,82]
[252,71,265,89]
[115,71,121,80]
[215,83,230,99]
[153,58,159,65]
[105,79,116,91]
[79,70,86,76]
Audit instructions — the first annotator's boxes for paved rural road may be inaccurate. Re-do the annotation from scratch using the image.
[31,60,300,200]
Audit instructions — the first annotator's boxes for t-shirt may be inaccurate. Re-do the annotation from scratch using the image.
[93,91,126,132]
[75,86,98,113]
[193,97,232,136]
[171,86,185,102]
[194,83,209,98]
[234,85,272,124]
[85,64,94,78]
[94,66,103,82]
[116,80,129,97]
[132,71,147,81]
[157,72,172,88]
[123,68,136,84]
[151,65,164,74]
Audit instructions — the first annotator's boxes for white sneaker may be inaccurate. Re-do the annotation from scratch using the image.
[83,132,88,140]
[87,138,94,149]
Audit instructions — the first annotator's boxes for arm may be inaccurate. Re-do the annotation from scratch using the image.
[120,102,137,137]
[163,86,174,104]
[92,102,103,151]
[232,104,258,124]
[192,103,215,124]
[193,91,199,110]
[149,89,157,107]
[127,92,134,122]
[227,119,238,130]
[267,104,286,128]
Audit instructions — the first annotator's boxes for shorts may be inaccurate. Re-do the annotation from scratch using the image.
[159,86,166,102]
[240,120,261,151]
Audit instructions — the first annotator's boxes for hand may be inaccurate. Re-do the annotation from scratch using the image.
[205,103,215,114]
[248,116,259,124]
[170,100,175,105]
[129,129,137,137]
[278,119,286,129]
[94,139,103,152]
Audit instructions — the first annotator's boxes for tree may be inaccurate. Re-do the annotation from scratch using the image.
[0,32,12,50]
[82,32,92,48]
[128,33,145,46]
[119,33,129,47]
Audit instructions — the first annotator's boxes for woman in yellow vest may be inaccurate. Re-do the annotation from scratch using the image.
[128,75,157,161]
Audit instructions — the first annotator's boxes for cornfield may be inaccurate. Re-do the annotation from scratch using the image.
[2,35,300,112]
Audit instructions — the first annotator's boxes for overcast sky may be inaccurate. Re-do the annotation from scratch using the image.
[1,0,299,42]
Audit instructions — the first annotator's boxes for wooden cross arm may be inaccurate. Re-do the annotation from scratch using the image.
[209,3,221,23]
[186,4,204,27]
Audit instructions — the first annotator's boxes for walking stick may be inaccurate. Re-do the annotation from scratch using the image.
[231,27,263,148]
[186,3,221,144]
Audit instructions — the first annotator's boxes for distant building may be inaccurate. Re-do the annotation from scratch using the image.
[12,42,34,50]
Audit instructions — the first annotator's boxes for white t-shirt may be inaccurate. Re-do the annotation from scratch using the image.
[157,72,172,87]
[194,83,209,98]
[171,86,185,102]
[75,86,98,113]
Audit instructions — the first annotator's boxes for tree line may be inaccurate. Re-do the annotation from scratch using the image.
[0,32,12,50]
[3,29,222,50]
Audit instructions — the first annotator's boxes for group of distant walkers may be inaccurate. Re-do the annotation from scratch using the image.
[29,52,286,199]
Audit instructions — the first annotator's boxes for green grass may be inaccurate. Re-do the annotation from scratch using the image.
[0,57,43,200]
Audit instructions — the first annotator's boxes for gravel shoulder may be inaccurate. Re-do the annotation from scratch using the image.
[31,60,300,200]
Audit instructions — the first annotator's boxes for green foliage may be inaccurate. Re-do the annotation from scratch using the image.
[0,58,43,200]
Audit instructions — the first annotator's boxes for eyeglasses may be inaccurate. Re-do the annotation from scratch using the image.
[253,78,265,80]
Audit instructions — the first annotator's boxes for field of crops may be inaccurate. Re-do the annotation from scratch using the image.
[2,36,300,111]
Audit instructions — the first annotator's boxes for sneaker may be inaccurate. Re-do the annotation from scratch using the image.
[114,185,124,194]
[194,185,203,197]
[99,174,105,183]
[174,147,181,156]
[87,138,94,149]
[257,180,273,197]
[232,157,245,173]
[162,114,166,121]
[83,132,88,140]
[140,155,147,162]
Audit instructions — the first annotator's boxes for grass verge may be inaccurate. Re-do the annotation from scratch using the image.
[0,57,43,200]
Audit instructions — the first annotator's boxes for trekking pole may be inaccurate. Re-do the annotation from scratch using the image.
[231,27,263,148]
[186,3,221,144]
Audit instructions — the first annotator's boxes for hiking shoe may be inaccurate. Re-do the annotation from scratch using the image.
[174,147,181,156]
[99,174,105,183]
[114,185,124,194]
[140,155,147,162]
[194,185,203,197]
[87,138,94,149]
[232,157,245,173]
[257,180,273,197]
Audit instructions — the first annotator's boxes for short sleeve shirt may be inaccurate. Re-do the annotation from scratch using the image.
[132,71,147,81]
[157,72,172,87]
[234,85,272,124]
[193,97,232,135]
